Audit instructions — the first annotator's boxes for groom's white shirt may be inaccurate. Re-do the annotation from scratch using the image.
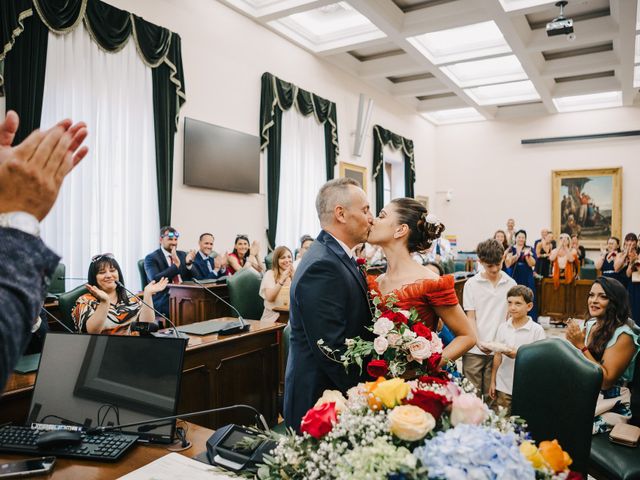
[327,232,355,260]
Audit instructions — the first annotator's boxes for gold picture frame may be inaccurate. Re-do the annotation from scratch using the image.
[339,162,367,193]
[551,167,622,249]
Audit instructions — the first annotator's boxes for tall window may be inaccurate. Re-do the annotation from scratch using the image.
[383,145,405,204]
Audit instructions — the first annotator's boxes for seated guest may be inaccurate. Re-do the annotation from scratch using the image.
[614,233,639,289]
[571,234,586,267]
[566,277,640,433]
[192,233,227,280]
[425,236,453,264]
[549,233,578,288]
[259,246,294,322]
[73,254,168,334]
[294,234,314,269]
[227,235,264,275]
[144,226,196,317]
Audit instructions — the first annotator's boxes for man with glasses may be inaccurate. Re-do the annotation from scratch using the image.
[144,226,196,318]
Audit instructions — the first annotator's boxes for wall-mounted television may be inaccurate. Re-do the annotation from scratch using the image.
[183,117,260,194]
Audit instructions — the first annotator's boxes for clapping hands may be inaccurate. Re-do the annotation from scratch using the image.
[565,318,586,349]
[86,284,110,304]
[144,277,169,295]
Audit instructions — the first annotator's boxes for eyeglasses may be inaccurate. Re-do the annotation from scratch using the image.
[91,253,115,263]
[235,234,249,242]
[162,231,180,239]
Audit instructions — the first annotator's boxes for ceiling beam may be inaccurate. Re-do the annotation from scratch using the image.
[254,0,336,22]
[540,51,619,78]
[401,0,490,37]
[357,53,424,78]
[389,77,449,97]
[552,76,621,97]
[609,0,638,105]
[416,96,468,112]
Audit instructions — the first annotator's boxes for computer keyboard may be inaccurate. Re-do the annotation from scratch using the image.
[0,425,138,462]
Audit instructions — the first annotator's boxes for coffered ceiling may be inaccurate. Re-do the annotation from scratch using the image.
[220,0,640,124]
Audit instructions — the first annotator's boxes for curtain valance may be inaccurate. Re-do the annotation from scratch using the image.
[372,124,416,213]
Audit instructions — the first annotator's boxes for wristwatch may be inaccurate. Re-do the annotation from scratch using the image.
[0,212,40,237]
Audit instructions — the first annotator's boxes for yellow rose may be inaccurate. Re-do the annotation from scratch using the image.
[372,378,411,408]
[539,440,572,473]
[388,405,435,441]
[314,390,347,413]
[519,441,546,469]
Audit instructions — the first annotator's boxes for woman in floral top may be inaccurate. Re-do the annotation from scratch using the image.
[72,254,168,335]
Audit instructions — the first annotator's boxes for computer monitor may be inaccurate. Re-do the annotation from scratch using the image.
[28,333,188,444]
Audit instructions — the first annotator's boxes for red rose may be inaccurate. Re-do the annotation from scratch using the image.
[381,310,408,325]
[300,402,337,439]
[412,323,433,340]
[418,375,449,386]
[425,352,442,372]
[367,359,389,378]
[405,389,451,420]
[565,472,583,480]
[356,257,366,266]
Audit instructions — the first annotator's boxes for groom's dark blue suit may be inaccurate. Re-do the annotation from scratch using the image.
[284,230,372,431]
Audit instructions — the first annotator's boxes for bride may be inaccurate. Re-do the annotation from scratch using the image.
[367,197,476,364]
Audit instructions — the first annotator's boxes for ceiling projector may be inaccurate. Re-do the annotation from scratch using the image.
[546,1,574,38]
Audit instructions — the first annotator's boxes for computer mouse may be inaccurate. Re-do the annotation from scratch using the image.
[36,430,82,448]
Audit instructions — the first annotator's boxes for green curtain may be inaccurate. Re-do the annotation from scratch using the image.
[260,72,339,248]
[372,124,415,214]
[0,0,186,226]
[1,3,49,145]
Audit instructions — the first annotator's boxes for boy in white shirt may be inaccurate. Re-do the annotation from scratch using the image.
[463,239,516,406]
[489,285,546,414]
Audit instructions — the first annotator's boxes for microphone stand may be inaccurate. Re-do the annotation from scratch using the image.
[192,279,250,335]
[86,404,269,435]
[39,307,75,334]
[115,281,188,339]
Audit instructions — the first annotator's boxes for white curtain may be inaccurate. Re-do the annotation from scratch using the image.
[40,25,159,291]
[275,107,325,251]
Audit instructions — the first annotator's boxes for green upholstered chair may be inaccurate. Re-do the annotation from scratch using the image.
[274,323,292,429]
[589,352,640,480]
[580,265,597,280]
[512,338,602,475]
[584,257,595,265]
[227,269,264,320]
[265,252,273,271]
[442,259,454,274]
[137,259,149,290]
[47,263,66,296]
[57,284,89,332]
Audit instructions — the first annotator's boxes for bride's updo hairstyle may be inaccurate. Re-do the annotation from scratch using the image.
[390,198,445,253]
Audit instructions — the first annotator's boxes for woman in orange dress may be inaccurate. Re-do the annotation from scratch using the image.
[366,198,476,364]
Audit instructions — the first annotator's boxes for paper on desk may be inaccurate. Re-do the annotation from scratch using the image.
[118,452,238,480]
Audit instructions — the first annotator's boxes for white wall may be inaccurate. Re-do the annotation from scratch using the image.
[104,0,437,254]
[433,106,640,252]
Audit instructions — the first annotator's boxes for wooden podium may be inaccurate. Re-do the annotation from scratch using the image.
[168,282,232,326]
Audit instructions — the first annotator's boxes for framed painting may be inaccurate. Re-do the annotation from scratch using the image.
[551,167,622,249]
[339,162,367,192]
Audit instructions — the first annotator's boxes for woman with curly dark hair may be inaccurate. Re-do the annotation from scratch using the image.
[566,276,640,433]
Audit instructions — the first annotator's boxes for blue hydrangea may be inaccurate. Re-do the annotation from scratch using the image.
[413,424,535,480]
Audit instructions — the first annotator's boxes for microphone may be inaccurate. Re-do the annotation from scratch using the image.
[39,307,75,334]
[114,280,187,339]
[86,404,269,435]
[192,278,250,335]
[58,277,87,280]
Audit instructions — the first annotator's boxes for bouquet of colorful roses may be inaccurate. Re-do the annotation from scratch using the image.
[319,292,443,379]
[257,374,578,480]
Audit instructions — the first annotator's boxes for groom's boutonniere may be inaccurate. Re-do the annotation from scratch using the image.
[356,257,367,277]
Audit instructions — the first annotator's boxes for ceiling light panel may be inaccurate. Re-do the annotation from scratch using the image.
[421,107,486,125]
[268,2,386,52]
[224,0,319,17]
[441,55,528,88]
[497,0,556,12]
[552,91,623,113]
[407,21,511,65]
[465,80,540,105]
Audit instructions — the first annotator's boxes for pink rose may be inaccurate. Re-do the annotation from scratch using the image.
[450,393,489,426]
[406,337,432,363]
[387,333,402,347]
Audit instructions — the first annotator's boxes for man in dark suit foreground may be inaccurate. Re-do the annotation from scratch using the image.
[144,226,196,318]
[284,178,374,431]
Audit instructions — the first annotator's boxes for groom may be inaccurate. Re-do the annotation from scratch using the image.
[284,178,374,431]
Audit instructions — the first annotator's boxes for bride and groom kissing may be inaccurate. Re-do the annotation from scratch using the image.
[284,178,476,431]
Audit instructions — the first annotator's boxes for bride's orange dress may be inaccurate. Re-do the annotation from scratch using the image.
[367,275,459,330]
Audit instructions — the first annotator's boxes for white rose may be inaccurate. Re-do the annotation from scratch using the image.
[373,317,394,336]
[314,389,347,413]
[373,336,389,355]
[345,338,355,347]
[406,337,432,363]
[398,310,412,320]
[431,334,443,354]
[402,329,417,340]
[387,333,402,347]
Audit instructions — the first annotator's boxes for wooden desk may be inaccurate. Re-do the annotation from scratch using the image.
[272,306,289,324]
[1,320,284,430]
[168,283,232,326]
[538,278,592,321]
[0,422,223,480]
